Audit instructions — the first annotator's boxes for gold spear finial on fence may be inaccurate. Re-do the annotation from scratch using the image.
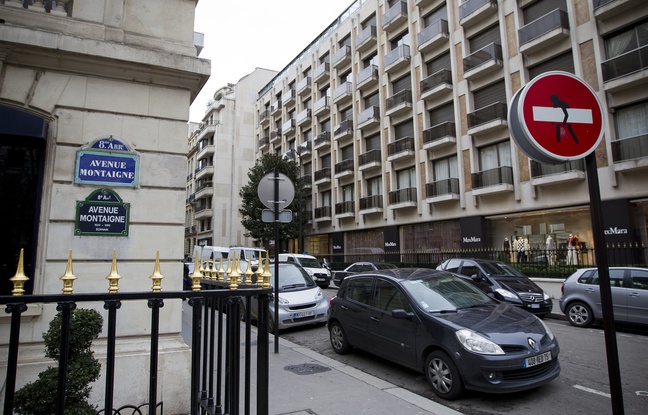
[209,258,217,280]
[260,250,272,289]
[217,256,225,282]
[190,252,203,291]
[244,258,254,285]
[59,250,77,294]
[106,249,122,293]
[149,250,164,292]
[228,255,241,290]
[10,248,29,296]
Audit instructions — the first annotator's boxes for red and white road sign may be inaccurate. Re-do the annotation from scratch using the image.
[517,71,605,162]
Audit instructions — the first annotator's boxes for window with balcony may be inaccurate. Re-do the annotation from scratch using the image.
[361,175,384,211]
[387,74,412,114]
[464,25,502,73]
[518,0,569,47]
[391,167,417,204]
[612,100,648,163]
[429,156,459,197]
[602,20,648,82]
[474,141,513,188]
[469,81,507,129]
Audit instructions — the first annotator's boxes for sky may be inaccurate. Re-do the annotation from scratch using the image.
[190,0,356,123]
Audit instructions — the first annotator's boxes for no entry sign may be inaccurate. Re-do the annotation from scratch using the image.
[509,71,605,163]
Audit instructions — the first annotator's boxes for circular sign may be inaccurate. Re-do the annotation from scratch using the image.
[257,172,294,210]
[517,71,605,162]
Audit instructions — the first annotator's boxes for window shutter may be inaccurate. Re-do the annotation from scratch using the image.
[473,81,506,110]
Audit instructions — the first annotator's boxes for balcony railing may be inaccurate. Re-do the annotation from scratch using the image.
[421,68,452,96]
[271,101,282,115]
[359,194,383,210]
[518,9,569,46]
[417,19,449,52]
[296,77,312,96]
[314,206,332,219]
[333,45,352,68]
[283,88,296,106]
[459,0,497,21]
[387,136,415,157]
[356,25,377,52]
[467,102,507,129]
[601,45,648,82]
[423,121,456,145]
[282,118,296,135]
[530,159,585,178]
[313,96,330,115]
[314,131,331,148]
[357,65,379,89]
[334,159,354,175]
[313,62,330,84]
[259,110,270,125]
[386,89,412,114]
[463,42,502,72]
[333,82,353,103]
[314,167,331,182]
[259,136,270,149]
[334,119,354,139]
[384,44,411,72]
[611,134,648,163]
[383,1,408,31]
[389,187,417,204]
[359,149,381,167]
[358,106,380,127]
[471,166,513,189]
[335,200,355,215]
[426,178,460,198]
[296,109,311,126]
[270,128,282,142]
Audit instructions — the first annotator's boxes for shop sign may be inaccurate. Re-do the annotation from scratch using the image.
[75,136,140,187]
[75,188,130,236]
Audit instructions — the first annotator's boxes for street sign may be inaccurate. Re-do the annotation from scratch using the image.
[261,209,292,223]
[257,172,294,210]
[511,71,605,163]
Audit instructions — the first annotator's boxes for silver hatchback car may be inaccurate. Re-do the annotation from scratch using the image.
[559,267,648,327]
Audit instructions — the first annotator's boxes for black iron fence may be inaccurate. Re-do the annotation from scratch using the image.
[1,253,272,415]
[327,245,647,280]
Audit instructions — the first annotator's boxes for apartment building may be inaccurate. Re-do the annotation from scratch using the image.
[255,0,648,259]
[186,68,278,256]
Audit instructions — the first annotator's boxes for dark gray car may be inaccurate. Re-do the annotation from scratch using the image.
[328,268,560,400]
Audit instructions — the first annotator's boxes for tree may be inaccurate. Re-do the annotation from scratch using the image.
[239,152,308,247]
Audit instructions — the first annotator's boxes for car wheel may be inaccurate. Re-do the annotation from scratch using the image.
[329,321,352,354]
[425,351,464,400]
[566,301,594,328]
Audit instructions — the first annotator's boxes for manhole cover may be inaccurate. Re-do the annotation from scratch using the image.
[284,363,331,375]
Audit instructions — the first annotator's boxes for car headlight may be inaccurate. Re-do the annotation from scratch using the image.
[543,292,551,301]
[456,329,505,355]
[495,288,518,300]
[277,296,289,305]
[314,288,323,301]
[539,319,554,341]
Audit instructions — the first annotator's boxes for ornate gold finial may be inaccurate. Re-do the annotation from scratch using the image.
[225,254,233,284]
[260,250,272,289]
[228,255,241,290]
[244,257,254,285]
[149,250,165,292]
[190,252,203,291]
[217,256,225,282]
[106,249,122,293]
[209,257,218,280]
[10,249,29,296]
[60,250,77,294]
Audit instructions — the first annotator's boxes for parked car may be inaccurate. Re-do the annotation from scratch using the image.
[436,258,553,317]
[245,262,329,330]
[278,253,331,288]
[333,262,397,287]
[328,268,560,400]
[559,267,648,328]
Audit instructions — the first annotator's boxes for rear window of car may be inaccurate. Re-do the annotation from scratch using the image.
[345,277,373,305]
[631,269,648,290]
[582,269,625,287]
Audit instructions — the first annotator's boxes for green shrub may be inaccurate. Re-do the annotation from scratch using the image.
[14,308,103,415]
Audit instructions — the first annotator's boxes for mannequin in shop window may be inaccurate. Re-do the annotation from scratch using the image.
[516,236,528,262]
[567,233,579,265]
[503,237,511,261]
[546,235,555,266]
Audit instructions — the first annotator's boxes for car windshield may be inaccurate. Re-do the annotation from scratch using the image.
[375,263,397,270]
[480,261,526,278]
[402,275,495,312]
[298,258,322,268]
[271,264,316,291]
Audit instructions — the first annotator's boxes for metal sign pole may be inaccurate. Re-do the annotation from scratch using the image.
[273,168,280,354]
[585,153,624,415]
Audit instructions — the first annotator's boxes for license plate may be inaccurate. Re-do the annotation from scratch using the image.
[529,303,540,309]
[293,310,315,319]
[524,351,552,368]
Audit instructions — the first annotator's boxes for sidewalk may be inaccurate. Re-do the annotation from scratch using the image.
[267,336,464,415]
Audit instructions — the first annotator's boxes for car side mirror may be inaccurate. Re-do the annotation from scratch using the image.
[392,309,415,320]
[470,274,483,282]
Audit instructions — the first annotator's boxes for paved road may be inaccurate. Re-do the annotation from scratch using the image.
[279,287,648,415]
